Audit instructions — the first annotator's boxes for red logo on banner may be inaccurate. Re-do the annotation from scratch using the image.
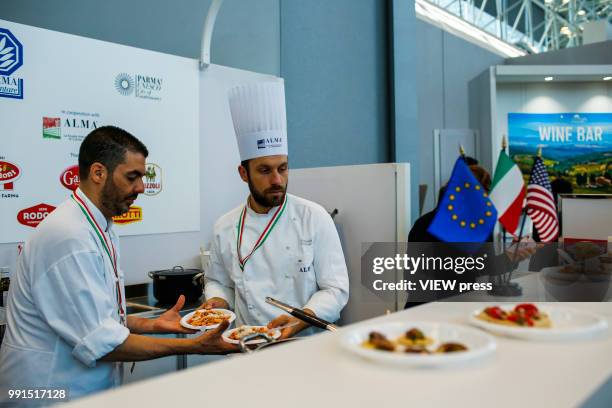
[17,203,56,228]
[0,161,20,190]
[112,206,143,225]
[60,165,80,191]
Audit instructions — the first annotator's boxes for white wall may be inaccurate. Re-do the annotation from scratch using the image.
[496,81,612,143]
[0,64,275,286]
[416,20,503,214]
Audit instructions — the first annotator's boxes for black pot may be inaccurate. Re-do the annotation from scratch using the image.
[148,266,204,304]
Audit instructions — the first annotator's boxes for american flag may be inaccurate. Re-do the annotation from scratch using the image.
[526,156,559,242]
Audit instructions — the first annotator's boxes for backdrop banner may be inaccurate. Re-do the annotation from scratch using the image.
[508,113,612,195]
[0,19,200,243]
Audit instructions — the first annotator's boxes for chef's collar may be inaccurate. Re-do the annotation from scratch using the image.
[246,196,280,218]
[76,188,113,232]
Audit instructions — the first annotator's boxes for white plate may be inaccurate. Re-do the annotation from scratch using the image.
[340,321,496,367]
[469,304,608,341]
[180,308,236,331]
[542,266,612,282]
[222,326,281,345]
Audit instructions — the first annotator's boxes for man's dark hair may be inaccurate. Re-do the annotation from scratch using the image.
[79,126,148,179]
[464,156,479,166]
[241,159,250,175]
[551,177,573,205]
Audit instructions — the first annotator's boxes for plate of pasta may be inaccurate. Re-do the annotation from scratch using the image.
[180,308,236,330]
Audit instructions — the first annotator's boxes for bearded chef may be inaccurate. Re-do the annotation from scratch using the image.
[201,81,349,338]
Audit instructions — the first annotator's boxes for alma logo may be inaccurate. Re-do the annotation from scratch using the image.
[0,28,24,99]
[64,118,97,130]
[17,203,56,228]
[60,165,80,191]
[0,28,23,75]
[0,160,20,190]
[113,206,142,225]
[257,137,283,149]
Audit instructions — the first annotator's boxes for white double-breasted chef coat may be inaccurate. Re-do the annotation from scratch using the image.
[0,189,129,401]
[205,193,349,327]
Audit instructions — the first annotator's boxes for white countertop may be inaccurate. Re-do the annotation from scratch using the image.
[72,301,612,408]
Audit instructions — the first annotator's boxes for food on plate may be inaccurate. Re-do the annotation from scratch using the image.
[362,332,396,351]
[187,309,231,327]
[559,264,581,274]
[569,242,603,260]
[477,304,551,328]
[555,256,612,278]
[361,329,468,354]
[587,266,612,277]
[435,342,468,353]
[397,328,434,347]
[593,256,612,274]
[404,346,430,354]
[228,326,272,341]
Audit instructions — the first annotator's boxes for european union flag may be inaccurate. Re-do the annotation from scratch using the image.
[427,158,497,242]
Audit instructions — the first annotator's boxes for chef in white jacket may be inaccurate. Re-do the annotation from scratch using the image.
[0,126,232,402]
[202,81,349,338]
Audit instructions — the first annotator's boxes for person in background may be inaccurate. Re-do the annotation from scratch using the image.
[551,176,573,205]
[528,176,573,270]
[405,163,536,307]
[0,126,234,401]
[201,82,349,338]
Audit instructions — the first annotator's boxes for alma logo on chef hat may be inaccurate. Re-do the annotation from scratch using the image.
[0,27,24,99]
[17,203,56,228]
[257,137,283,150]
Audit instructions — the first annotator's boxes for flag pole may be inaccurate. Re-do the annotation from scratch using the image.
[505,146,541,283]
[500,135,508,254]
[506,209,527,283]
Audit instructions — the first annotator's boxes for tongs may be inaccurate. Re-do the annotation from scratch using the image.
[239,332,275,353]
[265,297,338,332]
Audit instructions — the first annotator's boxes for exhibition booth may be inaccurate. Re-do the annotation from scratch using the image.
[0,10,611,407]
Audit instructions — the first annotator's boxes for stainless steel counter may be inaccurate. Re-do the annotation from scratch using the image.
[125,283,204,371]
[125,283,204,317]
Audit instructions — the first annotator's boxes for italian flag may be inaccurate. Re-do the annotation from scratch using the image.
[490,150,526,235]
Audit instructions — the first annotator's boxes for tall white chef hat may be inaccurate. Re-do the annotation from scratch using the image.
[228,81,288,161]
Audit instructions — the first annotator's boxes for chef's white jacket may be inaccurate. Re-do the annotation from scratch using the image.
[0,190,129,401]
[205,194,349,326]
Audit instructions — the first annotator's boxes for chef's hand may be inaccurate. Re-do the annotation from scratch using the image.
[267,308,315,340]
[505,238,541,263]
[199,297,229,310]
[153,294,196,334]
[189,320,238,354]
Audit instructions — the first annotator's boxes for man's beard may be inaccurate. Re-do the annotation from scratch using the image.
[101,177,138,217]
[248,178,287,209]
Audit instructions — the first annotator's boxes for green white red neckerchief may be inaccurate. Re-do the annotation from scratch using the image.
[236,195,288,271]
[71,189,126,325]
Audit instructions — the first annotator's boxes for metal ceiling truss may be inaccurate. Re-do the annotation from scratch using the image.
[425,0,612,53]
